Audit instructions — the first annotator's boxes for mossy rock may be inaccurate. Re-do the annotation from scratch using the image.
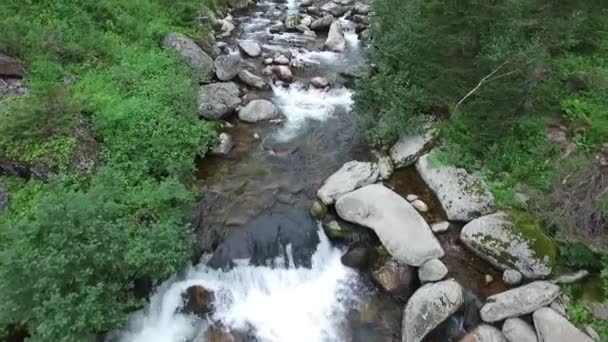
[460,211,556,279]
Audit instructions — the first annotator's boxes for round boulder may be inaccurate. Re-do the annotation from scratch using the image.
[198,82,241,119]
[181,285,214,316]
[238,99,279,123]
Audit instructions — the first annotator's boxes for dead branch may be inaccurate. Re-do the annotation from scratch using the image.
[452,60,516,113]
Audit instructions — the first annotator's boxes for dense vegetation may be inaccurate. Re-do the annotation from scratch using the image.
[0,0,222,340]
[356,0,608,336]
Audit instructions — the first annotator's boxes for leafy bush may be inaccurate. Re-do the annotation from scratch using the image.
[0,169,194,341]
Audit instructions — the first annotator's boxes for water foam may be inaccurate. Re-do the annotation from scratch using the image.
[114,230,359,342]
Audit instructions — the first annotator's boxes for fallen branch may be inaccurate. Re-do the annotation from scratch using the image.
[452,60,516,113]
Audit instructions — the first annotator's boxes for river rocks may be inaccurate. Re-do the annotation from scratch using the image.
[325,21,346,52]
[431,221,450,234]
[310,76,329,88]
[285,14,300,31]
[227,0,252,10]
[341,242,375,270]
[502,269,523,286]
[211,133,234,155]
[300,15,313,27]
[371,259,418,300]
[336,184,444,266]
[0,54,25,78]
[274,55,290,65]
[585,326,601,342]
[269,23,285,33]
[238,99,279,122]
[377,156,394,180]
[273,65,293,82]
[311,15,334,31]
[479,281,560,322]
[309,200,327,220]
[321,2,347,17]
[198,82,241,119]
[406,194,418,202]
[389,119,437,168]
[418,258,448,283]
[215,54,242,81]
[533,307,594,342]
[411,199,429,213]
[416,153,495,222]
[162,33,215,83]
[466,324,507,342]
[181,285,214,316]
[208,207,320,269]
[238,40,262,57]
[317,161,379,205]
[402,279,464,342]
[460,212,555,279]
[238,69,267,89]
[0,182,7,210]
[501,318,537,342]
[353,3,372,15]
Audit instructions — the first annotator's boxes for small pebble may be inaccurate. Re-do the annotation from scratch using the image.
[502,269,523,286]
[411,199,429,213]
[431,221,450,234]
[485,274,494,284]
[253,133,260,140]
[406,194,418,202]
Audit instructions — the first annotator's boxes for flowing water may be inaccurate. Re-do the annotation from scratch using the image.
[111,1,505,341]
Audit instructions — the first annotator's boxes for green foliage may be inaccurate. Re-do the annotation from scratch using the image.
[0,169,194,341]
[566,302,608,341]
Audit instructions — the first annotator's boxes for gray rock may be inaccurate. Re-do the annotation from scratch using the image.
[410,199,429,213]
[317,161,379,205]
[336,184,444,266]
[273,65,293,82]
[215,54,242,81]
[550,298,567,317]
[300,15,313,27]
[161,33,215,83]
[325,21,346,52]
[502,318,538,342]
[389,118,437,168]
[262,66,274,77]
[274,55,290,65]
[238,99,279,123]
[307,6,323,17]
[402,279,464,342]
[460,212,554,279]
[416,152,495,222]
[218,20,235,38]
[585,326,601,342]
[285,14,300,31]
[341,242,375,270]
[320,2,347,17]
[197,82,241,119]
[418,258,448,283]
[310,77,330,88]
[377,156,394,180]
[210,133,234,155]
[552,270,589,284]
[269,23,285,33]
[0,54,25,78]
[0,182,8,210]
[480,281,560,322]
[502,269,523,286]
[238,40,262,57]
[352,14,369,25]
[406,194,419,202]
[238,69,267,89]
[372,259,418,300]
[263,57,274,65]
[311,15,334,31]
[468,324,507,342]
[431,221,450,234]
[533,308,594,342]
[353,3,372,15]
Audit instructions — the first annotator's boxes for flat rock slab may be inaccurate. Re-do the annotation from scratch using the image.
[460,212,554,279]
[197,82,240,119]
[480,281,560,322]
[402,279,464,342]
[336,184,444,266]
[317,161,379,205]
[533,307,594,342]
[416,152,495,222]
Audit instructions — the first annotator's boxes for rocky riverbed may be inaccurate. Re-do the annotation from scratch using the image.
[107,0,600,341]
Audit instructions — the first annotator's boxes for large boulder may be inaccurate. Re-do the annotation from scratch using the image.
[238,99,279,123]
[181,285,214,316]
[460,212,556,279]
[311,15,334,31]
[533,308,594,342]
[389,118,437,168]
[237,69,268,89]
[416,152,495,222]
[215,54,243,81]
[197,82,241,119]
[162,33,215,83]
[371,258,418,301]
[0,54,25,78]
[317,161,379,205]
[336,184,444,266]
[479,281,560,322]
[325,21,346,52]
[238,40,262,58]
[501,318,537,342]
[208,207,320,269]
[402,279,464,342]
[320,2,348,17]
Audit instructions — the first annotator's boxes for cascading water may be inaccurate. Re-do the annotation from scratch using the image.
[112,230,361,342]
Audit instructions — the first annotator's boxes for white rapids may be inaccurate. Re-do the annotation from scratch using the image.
[113,230,361,342]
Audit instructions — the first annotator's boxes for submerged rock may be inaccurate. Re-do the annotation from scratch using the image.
[533,307,594,342]
[460,212,556,279]
[317,161,379,205]
[210,133,234,155]
[181,285,214,316]
[501,318,537,342]
[480,281,560,322]
[238,99,279,123]
[215,54,243,81]
[162,33,215,83]
[416,152,495,222]
[371,258,418,300]
[418,258,448,283]
[325,21,346,52]
[336,184,444,266]
[198,82,241,119]
[402,279,464,342]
